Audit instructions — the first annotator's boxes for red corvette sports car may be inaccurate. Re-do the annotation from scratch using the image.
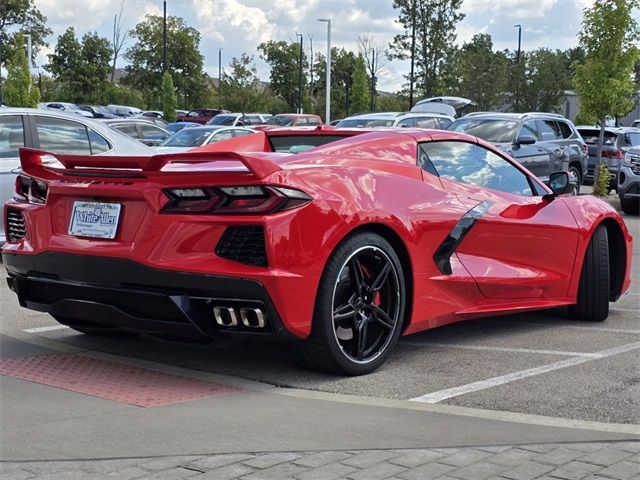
[3,128,633,375]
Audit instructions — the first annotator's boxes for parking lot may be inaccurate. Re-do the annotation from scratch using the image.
[2,201,638,428]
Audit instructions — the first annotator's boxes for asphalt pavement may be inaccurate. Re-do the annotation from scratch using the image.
[0,191,638,479]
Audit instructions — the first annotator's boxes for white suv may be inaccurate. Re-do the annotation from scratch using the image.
[335,112,454,130]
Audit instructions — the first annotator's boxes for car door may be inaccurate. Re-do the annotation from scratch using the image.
[508,119,554,181]
[420,138,580,300]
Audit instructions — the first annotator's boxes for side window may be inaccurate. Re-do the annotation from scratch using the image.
[232,129,252,137]
[557,121,573,139]
[87,129,111,154]
[420,141,534,196]
[139,124,169,141]
[0,115,26,158]
[296,118,308,126]
[538,120,561,141]
[35,116,92,154]
[414,117,438,128]
[307,117,320,126]
[520,120,539,140]
[209,130,233,143]
[397,118,416,127]
[436,118,452,129]
[112,124,140,138]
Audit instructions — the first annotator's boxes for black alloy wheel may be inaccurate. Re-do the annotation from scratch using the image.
[288,232,405,375]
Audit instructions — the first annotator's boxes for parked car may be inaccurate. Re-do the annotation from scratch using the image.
[336,111,454,129]
[254,114,323,129]
[42,102,93,118]
[137,110,163,119]
[618,148,640,215]
[631,119,640,128]
[3,128,632,375]
[448,112,588,190]
[165,122,200,134]
[411,96,477,117]
[155,126,256,153]
[78,105,117,119]
[101,118,171,146]
[0,108,153,244]
[106,104,142,117]
[576,126,640,186]
[176,108,228,124]
[206,113,272,127]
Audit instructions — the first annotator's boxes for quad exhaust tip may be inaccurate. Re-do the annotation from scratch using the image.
[213,306,266,329]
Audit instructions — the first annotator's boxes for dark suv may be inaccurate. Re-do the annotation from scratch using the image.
[448,112,588,190]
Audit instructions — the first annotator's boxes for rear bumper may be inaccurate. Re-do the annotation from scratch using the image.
[3,252,293,340]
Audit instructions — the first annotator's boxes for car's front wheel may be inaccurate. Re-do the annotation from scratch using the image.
[568,225,609,322]
[288,232,406,375]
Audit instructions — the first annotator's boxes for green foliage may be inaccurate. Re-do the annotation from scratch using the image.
[574,0,640,185]
[376,94,409,112]
[103,83,145,108]
[45,27,113,104]
[350,56,369,114]
[0,0,52,67]
[220,54,268,113]
[258,40,307,111]
[448,34,509,110]
[4,33,39,107]
[162,72,177,122]
[593,163,611,197]
[389,0,465,98]
[124,14,208,110]
[520,48,570,112]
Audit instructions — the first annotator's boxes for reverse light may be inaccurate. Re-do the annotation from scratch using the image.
[161,185,312,215]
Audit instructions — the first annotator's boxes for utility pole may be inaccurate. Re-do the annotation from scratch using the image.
[514,24,522,112]
[370,48,376,111]
[318,18,331,123]
[24,34,32,79]
[308,34,314,101]
[0,36,3,104]
[297,34,304,114]
[163,0,167,72]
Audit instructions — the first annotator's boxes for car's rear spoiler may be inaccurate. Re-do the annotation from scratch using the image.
[19,148,282,180]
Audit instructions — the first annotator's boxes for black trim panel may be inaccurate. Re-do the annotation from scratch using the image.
[433,201,492,275]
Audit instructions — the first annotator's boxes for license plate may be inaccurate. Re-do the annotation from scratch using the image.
[68,201,121,239]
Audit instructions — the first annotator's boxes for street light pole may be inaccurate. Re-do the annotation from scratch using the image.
[297,33,303,114]
[24,34,32,79]
[218,48,223,104]
[317,18,331,123]
[514,24,522,112]
[163,0,167,72]
[370,48,376,111]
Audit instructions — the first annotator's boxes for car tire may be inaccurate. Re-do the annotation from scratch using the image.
[52,316,139,338]
[620,195,639,215]
[568,225,609,322]
[568,165,582,195]
[287,232,406,376]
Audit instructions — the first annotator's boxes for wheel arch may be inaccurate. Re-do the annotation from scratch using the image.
[599,218,627,302]
[348,223,414,333]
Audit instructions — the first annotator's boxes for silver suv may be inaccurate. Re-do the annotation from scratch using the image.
[335,112,454,130]
[448,112,588,189]
[618,148,640,215]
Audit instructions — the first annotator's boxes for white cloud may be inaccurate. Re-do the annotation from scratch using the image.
[462,0,557,19]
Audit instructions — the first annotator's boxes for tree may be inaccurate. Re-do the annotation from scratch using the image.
[162,72,177,122]
[124,15,208,109]
[4,33,39,107]
[258,40,307,112]
[520,48,568,112]
[350,55,369,114]
[220,54,268,113]
[574,0,640,195]
[0,0,51,68]
[111,0,129,82]
[358,33,387,110]
[448,34,509,110]
[46,28,112,104]
[389,0,465,100]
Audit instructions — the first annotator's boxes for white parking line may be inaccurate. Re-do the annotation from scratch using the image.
[610,307,640,313]
[401,341,605,358]
[410,341,640,404]
[23,325,69,333]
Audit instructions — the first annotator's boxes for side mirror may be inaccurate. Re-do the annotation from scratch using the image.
[515,134,536,145]
[544,171,573,200]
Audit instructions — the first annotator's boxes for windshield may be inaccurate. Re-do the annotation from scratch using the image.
[336,118,395,128]
[267,116,295,126]
[208,115,237,126]
[160,129,214,147]
[448,119,519,143]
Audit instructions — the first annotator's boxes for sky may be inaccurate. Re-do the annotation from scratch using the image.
[30,0,634,93]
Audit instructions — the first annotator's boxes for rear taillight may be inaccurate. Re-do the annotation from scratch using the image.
[161,185,312,214]
[602,150,624,159]
[582,143,588,154]
[14,175,48,204]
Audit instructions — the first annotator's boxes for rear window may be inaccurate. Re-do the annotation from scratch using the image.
[162,129,214,147]
[209,115,237,126]
[268,135,350,153]
[578,129,618,146]
[448,119,519,143]
[336,118,395,128]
